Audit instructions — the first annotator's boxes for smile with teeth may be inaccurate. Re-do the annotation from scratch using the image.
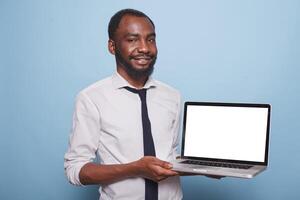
[132,56,151,65]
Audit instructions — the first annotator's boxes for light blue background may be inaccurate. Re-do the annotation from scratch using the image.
[1,0,299,199]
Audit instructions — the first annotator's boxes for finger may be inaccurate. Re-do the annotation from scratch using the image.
[155,176,168,182]
[152,158,173,169]
[177,171,199,176]
[155,170,179,182]
[155,167,179,176]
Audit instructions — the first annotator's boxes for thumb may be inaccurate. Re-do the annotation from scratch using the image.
[154,158,173,169]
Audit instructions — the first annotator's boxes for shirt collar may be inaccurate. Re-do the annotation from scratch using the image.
[112,71,157,90]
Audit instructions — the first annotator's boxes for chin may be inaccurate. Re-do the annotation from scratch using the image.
[133,65,151,71]
[127,65,154,79]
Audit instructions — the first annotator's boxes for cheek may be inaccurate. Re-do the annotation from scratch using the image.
[120,45,136,56]
[150,44,158,54]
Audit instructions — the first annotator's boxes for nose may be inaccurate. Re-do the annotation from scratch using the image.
[137,39,150,53]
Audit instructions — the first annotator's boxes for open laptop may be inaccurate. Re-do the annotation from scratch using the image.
[172,102,271,179]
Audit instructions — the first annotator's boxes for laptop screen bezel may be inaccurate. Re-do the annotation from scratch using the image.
[181,101,271,166]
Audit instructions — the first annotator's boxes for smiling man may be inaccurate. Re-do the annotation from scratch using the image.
[64,9,183,200]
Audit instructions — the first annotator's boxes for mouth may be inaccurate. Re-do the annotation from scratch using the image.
[131,56,152,65]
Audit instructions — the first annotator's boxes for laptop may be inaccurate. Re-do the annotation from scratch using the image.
[172,102,271,179]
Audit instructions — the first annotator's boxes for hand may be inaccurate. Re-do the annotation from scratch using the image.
[134,156,179,182]
[178,172,199,176]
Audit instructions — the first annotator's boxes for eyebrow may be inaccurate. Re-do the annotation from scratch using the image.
[147,33,156,38]
[124,32,156,38]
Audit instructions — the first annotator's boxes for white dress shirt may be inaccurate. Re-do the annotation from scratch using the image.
[64,72,183,200]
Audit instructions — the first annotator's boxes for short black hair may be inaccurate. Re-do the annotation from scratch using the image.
[108,8,155,40]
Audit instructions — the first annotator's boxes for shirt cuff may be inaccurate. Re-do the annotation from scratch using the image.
[65,161,90,186]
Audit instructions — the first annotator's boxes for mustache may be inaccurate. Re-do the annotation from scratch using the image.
[129,54,156,60]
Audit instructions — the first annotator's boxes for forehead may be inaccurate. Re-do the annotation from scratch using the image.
[116,15,155,37]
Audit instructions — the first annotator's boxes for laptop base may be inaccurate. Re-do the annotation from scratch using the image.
[172,158,266,179]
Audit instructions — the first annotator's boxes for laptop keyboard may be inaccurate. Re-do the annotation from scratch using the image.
[181,160,253,169]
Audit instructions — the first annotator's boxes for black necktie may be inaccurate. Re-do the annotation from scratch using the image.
[124,86,158,200]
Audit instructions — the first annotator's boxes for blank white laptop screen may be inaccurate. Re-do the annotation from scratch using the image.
[184,105,269,162]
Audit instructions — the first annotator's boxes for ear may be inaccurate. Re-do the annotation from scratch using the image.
[108,39,116,55]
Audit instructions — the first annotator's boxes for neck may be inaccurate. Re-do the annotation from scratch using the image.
[117,67,148,89]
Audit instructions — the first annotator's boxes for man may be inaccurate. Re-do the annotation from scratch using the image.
[64,9,183,199]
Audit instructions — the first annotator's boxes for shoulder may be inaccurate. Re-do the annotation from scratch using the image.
[154,79,181,99]
[152,79,181,109]
[76,76,113,102]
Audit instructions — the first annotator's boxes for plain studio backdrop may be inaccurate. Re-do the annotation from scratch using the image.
[0,0,299,199]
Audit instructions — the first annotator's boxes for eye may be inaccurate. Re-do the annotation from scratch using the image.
[148,38,156,43]
[127,38,137,42]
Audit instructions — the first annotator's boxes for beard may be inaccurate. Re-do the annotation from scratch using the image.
[115,49,157,80]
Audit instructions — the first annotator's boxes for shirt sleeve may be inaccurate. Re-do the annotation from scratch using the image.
[64,92,101,186]
[171,91,182,159]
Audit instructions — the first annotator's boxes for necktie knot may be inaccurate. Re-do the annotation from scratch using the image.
[124,86,147,100]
